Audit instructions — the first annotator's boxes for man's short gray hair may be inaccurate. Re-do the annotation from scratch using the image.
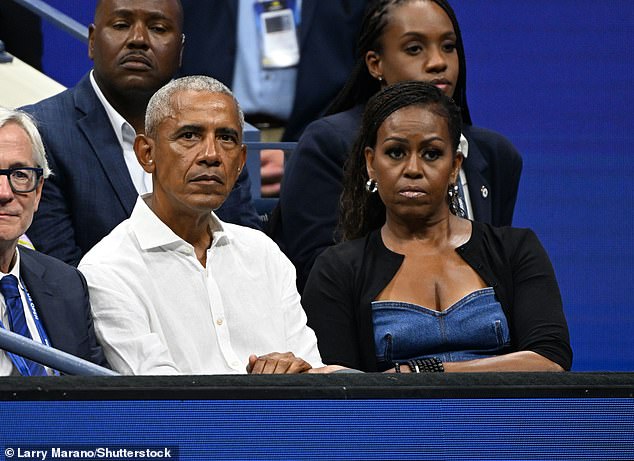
[145,75,245,138]
[0,107,52,178]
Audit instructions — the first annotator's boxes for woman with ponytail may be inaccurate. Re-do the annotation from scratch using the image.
[274,0,523,293]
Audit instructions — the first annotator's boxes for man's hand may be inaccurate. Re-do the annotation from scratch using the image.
[260,149,285,197]
[247,352,312,374]
[305,365,350,373]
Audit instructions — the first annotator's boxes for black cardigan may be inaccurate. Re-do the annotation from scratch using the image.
[302,221,572,371]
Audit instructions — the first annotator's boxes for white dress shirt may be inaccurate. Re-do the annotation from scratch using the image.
[0,247,49,376]
[89,70,152,194]
[79,195,323,375]
[458,133,474,219]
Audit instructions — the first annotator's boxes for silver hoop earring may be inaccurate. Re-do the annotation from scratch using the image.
[365,178,378,193]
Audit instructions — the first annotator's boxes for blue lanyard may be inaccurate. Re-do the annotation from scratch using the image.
[0,279,58,376]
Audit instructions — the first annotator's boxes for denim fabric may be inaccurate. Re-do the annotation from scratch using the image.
[372,287,510,370]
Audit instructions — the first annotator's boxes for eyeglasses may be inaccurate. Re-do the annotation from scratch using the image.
[0,167,44,193]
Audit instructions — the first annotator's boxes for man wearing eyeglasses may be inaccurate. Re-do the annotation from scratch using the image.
[0,107,107,375]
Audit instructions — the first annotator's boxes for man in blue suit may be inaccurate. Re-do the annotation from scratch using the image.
[22,0,260,266]
[0,107,106,375]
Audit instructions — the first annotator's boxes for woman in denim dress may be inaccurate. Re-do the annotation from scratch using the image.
[302,81,571,373]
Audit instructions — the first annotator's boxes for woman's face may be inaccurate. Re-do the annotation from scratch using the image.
[366,0,459,97]
[365,105,462,224]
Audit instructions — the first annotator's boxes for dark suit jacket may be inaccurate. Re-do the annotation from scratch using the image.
[19,246,107,367]
[274,106,523,292]
[21,73,261,266]
[179,0,368,141]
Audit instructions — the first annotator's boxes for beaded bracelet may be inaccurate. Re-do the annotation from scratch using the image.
[394,362,401,373]
[414,357,445,373]
[407,360,420,373]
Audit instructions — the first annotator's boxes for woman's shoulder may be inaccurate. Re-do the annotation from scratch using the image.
[320,105,363,126]
[317,230,400,267]
[290,105,364,168]
[318,234,371,263]
[463,124,513,143]
[463,124,522,162]
[470,221,541,253]
[300,106,363,142]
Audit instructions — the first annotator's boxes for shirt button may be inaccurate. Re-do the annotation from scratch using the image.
[232,361,240,368]
[216,318,223,326]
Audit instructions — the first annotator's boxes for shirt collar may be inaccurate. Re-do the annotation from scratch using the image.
[458,133,469,159]
[0,246,22,280]
[131,194,231,251]
[89,70,136,147]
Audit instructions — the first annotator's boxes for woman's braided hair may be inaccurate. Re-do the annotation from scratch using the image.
[338,81,462,241]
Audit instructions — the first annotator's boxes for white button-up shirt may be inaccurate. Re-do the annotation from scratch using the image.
[89,71,152,194]
[79,195,323,375]
[458,133,474,219]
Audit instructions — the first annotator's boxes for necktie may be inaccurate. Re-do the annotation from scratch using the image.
[0,275,47,376]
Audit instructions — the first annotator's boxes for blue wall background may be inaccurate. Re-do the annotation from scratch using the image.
[39,1,634,371]
[40,0,95,86]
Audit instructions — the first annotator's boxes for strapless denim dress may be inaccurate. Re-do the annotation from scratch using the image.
[371,287,510,370]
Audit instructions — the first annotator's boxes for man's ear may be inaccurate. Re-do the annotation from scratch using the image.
[32,177,44,213]
[238,143,247,172]
[88,24,96,60]
[134,134,156,173]
[227,144,247,192]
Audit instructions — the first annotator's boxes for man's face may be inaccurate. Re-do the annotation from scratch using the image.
[0,123,43,246]
[89,0,184,98]
[137,90,246,226]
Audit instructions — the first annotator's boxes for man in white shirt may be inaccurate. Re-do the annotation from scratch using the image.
[79,76,326,375]
[21,0,261,267]
[0,107,106,375]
